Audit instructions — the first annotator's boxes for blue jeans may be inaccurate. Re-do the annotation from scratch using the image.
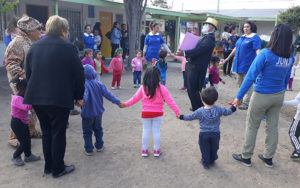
[160,77,166,85]
[133,71,142,85]
[82,115,104,153]
[199,132,220,166]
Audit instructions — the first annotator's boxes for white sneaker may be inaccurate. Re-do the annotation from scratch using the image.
[117,86,121,89]
[84,151,93,156]
[111,87,116,90]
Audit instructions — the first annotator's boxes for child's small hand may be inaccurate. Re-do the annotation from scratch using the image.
[132,64,136,68]
[75,100,84,107]
[221,80,226,84]
[233,98,241,108]
[176,114,180,119]
[118,102,126,108]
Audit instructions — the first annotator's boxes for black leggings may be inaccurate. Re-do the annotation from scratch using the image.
[11,117,31,158]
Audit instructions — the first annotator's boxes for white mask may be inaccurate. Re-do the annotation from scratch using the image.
[201,24,210,34]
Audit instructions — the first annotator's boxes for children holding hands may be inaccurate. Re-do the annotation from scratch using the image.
[119,67,180,157]
[179,87,236,169]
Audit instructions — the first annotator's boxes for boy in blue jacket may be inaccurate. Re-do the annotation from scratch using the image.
[155,50,168,85]
[81,65,121,156]
[179,87,236,169]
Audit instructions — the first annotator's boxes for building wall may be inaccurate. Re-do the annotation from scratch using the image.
[254,21,275,36]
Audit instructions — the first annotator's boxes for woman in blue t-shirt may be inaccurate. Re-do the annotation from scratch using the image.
[143,22,171,68]
[232,24,294,168]
[224,21,261,110]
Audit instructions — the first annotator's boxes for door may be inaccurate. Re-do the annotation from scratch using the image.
[99,12,113,58]
[26,4,49,26]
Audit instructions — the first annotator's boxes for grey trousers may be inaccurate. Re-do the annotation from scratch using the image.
[242,91,285,159]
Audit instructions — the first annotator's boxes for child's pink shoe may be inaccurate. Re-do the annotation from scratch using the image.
[141,149,149,157]
[154,149,161,157]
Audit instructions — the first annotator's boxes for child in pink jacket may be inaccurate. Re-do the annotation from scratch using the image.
[120,66,180,157]
[171,51,187,90]
[10,78,40,166]
[109,48,125,90]
[131,50,145,88]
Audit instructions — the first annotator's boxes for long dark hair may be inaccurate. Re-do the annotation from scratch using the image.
[143,67,161,99]
[266,24,292,58]
[149,22,159,31]
[93,22,102,37]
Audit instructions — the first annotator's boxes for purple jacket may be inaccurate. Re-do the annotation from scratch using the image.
[81,57,95,67]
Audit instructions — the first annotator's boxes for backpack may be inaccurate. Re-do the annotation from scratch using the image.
[105,30,112,40]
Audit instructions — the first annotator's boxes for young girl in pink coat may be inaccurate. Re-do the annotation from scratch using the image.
[171,51,187,90]
[120,67,180,157]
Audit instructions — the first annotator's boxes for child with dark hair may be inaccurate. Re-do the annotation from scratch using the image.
[155,50,168,85]
[109,48,125,89]
[209,56,225,90]
[119,66,180,157]
[82,49,95,68]
[10,77,40,166]
[94,50,108,78]
[131,50,145,88]
[179,87,236,169]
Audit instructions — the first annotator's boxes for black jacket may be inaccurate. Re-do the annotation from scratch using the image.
[24,36,85,109]
[185,32,215,71]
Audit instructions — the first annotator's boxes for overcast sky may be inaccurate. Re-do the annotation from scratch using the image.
[165,0,300,11]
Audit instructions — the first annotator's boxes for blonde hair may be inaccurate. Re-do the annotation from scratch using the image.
[46,15,69,37]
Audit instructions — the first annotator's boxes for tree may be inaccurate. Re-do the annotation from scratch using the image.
[123,0,147,68]
[0,0,19,40]
[278,6,300,33]
[151,0,169,9]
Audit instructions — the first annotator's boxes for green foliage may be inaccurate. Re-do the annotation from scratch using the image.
[0,0,19,13]
[278,6,300,33]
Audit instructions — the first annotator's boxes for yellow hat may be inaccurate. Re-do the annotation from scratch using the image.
[203,17,218,30]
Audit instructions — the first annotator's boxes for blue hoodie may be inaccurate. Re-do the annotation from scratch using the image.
[81,65,120,118]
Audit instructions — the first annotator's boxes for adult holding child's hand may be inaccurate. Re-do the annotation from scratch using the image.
[232,24,295,168]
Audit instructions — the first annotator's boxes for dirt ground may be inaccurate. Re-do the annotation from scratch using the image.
[0,61,299,188]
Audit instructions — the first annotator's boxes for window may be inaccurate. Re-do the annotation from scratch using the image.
[88,6,95,18]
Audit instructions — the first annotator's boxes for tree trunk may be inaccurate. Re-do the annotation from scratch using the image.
[124,0,147,69]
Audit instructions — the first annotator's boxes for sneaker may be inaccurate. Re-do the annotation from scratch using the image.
[202,162,209,169]
[96,146,104,152]
[290,151,300,159]
[180,87,187,90]
[111,87,116,90]
[11,156,24,166]
[141,149,149,157]
[138,84,141,87]
[133,84,137,88]
[70,110,80,115]
[24,154,40,162]
[232,154,252,167]
[154,149,161,157]
[228,74,232,77]
[84,151,93,156]
[53,165,75,178]
[258,154,273,168]
[239,103,248,110]
[117,86,121,89]
[261,116,266,121]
